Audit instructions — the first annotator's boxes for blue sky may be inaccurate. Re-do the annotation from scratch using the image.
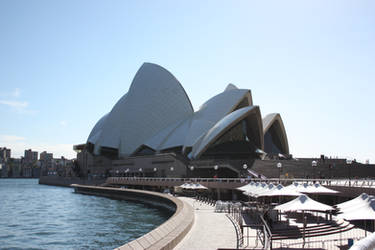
[0,0,374,162]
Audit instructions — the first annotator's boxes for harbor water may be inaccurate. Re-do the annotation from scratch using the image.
[0,179,173,250]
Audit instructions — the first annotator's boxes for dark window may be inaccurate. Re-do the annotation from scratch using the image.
[202,120,258,159]
[264,122,284,154]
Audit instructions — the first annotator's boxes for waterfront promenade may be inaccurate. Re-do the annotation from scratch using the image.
[175,197,237,250]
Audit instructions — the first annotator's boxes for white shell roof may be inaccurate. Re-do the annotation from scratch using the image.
[87,113,108,145]
[262,113,289,154]
[144,86,253,153]
[190,106,263,159]
[184,89,252,147]
[87,63,288,159]
[224,83,239,92]
[87,63,193,157]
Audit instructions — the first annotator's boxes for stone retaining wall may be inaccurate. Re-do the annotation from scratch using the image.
[39,176,105,187]
[72,185,194,250]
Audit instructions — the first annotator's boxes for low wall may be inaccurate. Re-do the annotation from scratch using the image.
[39,176,105,187]
[72,185,194,250]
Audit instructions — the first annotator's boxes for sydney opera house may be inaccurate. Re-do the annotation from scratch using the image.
[74,63,290,178]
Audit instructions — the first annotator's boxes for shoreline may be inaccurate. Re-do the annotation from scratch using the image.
[72,184,194,250]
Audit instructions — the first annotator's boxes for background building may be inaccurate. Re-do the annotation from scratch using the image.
[0,147,11,177]
[24,149,38,163]
[40,151,53,176]
[0,147,72,178]
[0,147,11,160]
[22,149,39,178]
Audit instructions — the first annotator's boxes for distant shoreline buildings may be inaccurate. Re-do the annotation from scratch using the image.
[0,147,73,178]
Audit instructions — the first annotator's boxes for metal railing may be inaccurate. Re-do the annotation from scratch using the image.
[274,236,365,249]
[259,214,273,249]
[226,202,273,249]
[107,176,251,183]
[106,177,375,188]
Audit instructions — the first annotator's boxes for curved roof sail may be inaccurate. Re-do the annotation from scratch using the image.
[89,63,194,157]
[87,113,109,145]
[191,106,263,159]
[262,113,289,155]
[143,85,253,153]
[183,88,252,148]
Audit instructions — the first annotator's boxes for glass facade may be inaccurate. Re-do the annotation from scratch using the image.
[202,120,257,158]
[264,122,284,154]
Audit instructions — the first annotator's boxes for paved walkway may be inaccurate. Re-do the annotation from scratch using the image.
[174,197,237,250]
[174,197,371,249]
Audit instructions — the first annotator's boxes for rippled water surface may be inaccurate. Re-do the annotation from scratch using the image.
[0,179,173,250]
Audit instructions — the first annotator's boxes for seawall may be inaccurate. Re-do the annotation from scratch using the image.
[72,185,194,250]
[39,176,105,187]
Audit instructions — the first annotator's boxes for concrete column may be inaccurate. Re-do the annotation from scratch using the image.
[217,188,221,200]
[232,190,237,201]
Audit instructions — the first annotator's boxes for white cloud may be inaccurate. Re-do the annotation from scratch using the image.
[0,88,36,114]
[0,135,26,142]
[0,88,21,98]
[59,120,68,127]
[0,100,28,108]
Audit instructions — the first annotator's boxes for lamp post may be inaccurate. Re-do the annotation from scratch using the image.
[328,164,333,179]
[189,165,194,179]
[243,164,248,179]
[214,165,219,178]
[168,166,174,178]
[277,162,282,183]
[312,160,317,180]
[153,167,157,177]
[346,158,353,185]
[243,164,248,170]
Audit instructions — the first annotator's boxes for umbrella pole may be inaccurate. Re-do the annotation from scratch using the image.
[303,210,306,248]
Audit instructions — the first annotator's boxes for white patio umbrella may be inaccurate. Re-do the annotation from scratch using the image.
[282,182,302,192]
[257,184,302,197]
[337,197,375,237]
[336,193,372,211]
[283,182,339,195]
[274,194,334,212]
[192,183,208,190]
[252,183,276,198]
[179,182,208,190]
[180,183,192,189]
[337,200,375,221]
[241,182,262,194]
[274,194,335,240]
[350,232,375,250]
[307,183,340,194]
[243,182,268,197]
[237,181,255,192]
